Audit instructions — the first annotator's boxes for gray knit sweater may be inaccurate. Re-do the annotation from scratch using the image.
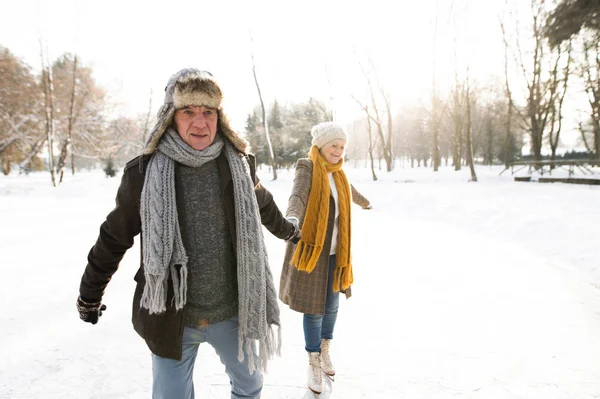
[175,161,238,327]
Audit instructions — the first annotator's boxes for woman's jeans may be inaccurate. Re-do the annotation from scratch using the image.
[152,316,262,399]
[303,254,340,352]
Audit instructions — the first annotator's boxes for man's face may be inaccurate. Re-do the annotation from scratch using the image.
[173,105,218,150]
[319,139,346,165]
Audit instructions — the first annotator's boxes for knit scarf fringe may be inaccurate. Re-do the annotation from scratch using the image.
[140,264,188,313]
[239,324,282,374]
[290,146,353,292]
[290,241,322,273]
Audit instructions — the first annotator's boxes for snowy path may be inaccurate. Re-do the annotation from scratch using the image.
[1,167,600,398]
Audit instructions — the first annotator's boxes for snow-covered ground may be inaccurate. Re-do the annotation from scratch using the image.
[1,163,599,398]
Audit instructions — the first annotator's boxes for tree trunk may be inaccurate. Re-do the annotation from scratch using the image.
[548,43,571,170]
[432,10,441,172]
[500,17,513,168]
[596,128,600,162]
[382,92,394,171]
[433,110,440,172]
[465,73,478,182]
[366,109,378,181]
[251,52,277,180]
[486,118,494,165]
[582,34,600,162]
[504,99,512,167]
[40,44,56,187]
[452,116,462,171]
[19,139,46,170]
[57,56,78,183]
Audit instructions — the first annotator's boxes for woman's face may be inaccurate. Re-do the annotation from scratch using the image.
[319,139,346,165]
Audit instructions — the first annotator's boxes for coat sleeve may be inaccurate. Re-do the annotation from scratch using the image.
[247,155,295,240]
[79,164,143,301]
[286,159,312,223]
[351,184,371,209]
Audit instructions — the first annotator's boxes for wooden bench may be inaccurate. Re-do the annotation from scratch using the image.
[500,159,600,176]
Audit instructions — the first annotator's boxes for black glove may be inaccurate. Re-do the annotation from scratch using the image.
[285,217,302,244]
[77,296,107,325]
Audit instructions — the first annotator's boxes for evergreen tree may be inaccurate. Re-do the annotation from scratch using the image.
[545,0,600,46]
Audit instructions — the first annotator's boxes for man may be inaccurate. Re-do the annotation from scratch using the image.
[76,68,300,399]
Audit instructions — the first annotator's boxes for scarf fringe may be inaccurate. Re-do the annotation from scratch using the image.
[139,272,168,315]
[332,261,353,292]
[223,143,281,374]
[169,263,188,309]
[140,263,188,315]
[290,241,322,273]
[237,325,282,375]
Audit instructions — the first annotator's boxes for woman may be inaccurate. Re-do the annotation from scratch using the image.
[279,122,372,394]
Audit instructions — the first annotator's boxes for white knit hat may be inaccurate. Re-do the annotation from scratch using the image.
[310,122,348,149]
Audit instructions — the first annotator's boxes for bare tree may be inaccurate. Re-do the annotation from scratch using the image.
[141,89,153,143]
[465,68,478,182]
[521,2,545,164]
[0,112,42,174]
[547,42,572,164]
[431,3,443,171]
[351,51,393,172]
[510,0,571,168]
[18,138,46,170]
[39,40,56,186]
[250,40,277,180]
[354,56,393,172]
[352,96,378,181]
[309,97,332,122]
[364,108,378,180]
[323,65,335,122]
[580,32,600,160]
[56,55,77,183]
[368,58,394,170]
[448,32,465,171]
[500,12,515,168]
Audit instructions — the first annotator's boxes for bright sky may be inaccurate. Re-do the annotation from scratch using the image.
[2,0,512,131]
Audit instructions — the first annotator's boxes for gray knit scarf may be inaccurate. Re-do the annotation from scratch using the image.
[140,128,281,373]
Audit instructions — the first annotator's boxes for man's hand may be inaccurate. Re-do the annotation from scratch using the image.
[77,296,107,325]
[285,217,302,244]
[363,205,373,210]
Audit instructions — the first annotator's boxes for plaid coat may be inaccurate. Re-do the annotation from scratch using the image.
[279,158,371,315]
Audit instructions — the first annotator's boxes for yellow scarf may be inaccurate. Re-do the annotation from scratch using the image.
[290,146,353,292]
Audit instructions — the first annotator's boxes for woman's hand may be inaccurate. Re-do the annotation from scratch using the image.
[285,217,302,244]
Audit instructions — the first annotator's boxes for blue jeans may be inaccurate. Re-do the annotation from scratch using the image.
[303,254,340,352]
[152,316,262,399]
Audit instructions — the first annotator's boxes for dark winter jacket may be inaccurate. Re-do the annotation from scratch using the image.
[79,150,295,360]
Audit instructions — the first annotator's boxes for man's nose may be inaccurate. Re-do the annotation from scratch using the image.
[191,113,207,127]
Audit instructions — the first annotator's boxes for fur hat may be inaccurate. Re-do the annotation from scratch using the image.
[143,68,249,155]
[310,122,348,149]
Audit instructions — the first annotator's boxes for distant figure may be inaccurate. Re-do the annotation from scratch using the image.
[76,68,300,399]
[279,122,372,394]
